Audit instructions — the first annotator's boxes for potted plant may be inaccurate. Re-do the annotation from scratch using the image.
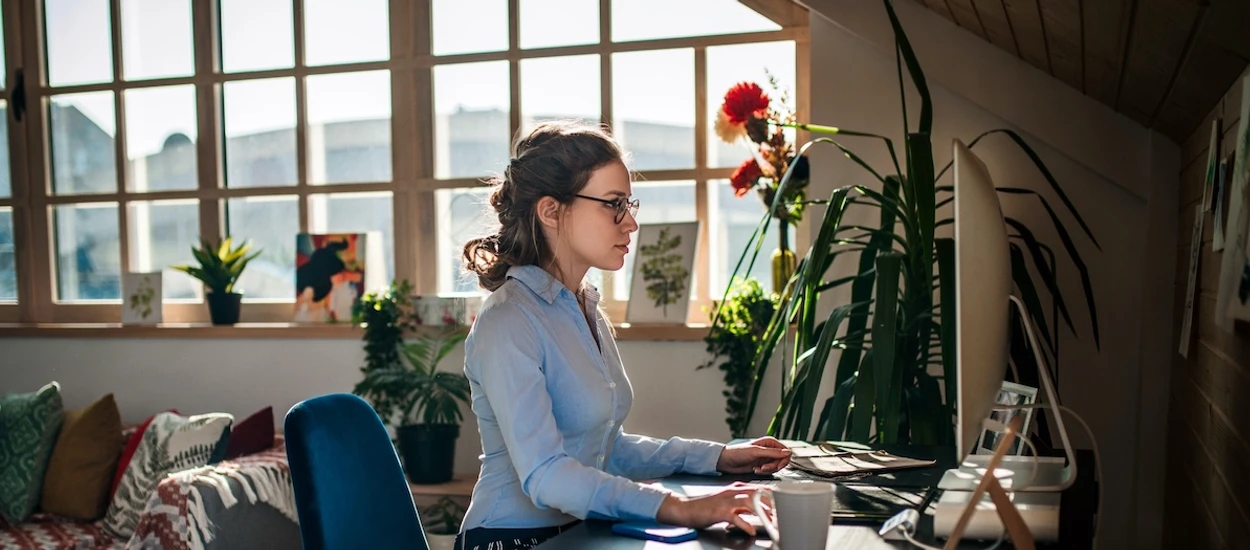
[698,277,776,439]
[419,496,467,550]
[171,237,260,325]
[353,281,472,484]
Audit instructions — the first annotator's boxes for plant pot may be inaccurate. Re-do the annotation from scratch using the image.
[206,292,242,325]
[397,423,459,484]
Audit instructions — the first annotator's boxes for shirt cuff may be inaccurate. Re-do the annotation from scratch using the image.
[680,438,726,476]
[620,483,671,521]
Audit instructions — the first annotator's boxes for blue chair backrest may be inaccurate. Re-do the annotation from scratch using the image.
[285,393,429,550]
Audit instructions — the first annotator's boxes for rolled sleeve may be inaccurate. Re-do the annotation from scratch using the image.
[467,302,669,521]
[607,431,726,479]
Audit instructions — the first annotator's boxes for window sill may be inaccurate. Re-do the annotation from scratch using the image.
[0,322,710,342]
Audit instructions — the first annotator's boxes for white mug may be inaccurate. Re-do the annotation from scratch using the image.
[750,481,835,549]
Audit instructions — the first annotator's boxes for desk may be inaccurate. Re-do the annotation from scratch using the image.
[533,445,1096,549]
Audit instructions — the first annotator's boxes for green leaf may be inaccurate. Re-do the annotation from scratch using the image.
[851,352,875,442]
[884,0,932,134]
[1003,217,1083,340]
[823,376,858,441]
[873,252,902,443]
[795,302,865,439]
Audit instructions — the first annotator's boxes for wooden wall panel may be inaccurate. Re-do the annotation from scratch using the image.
[1082,0,1132,108]
[1001,0,1051,74]
[1116,0,1201,124]
[1037,0,1082,91]
[970,0,1020,55]
[944,0,989,39]
[1166,68,1250,550]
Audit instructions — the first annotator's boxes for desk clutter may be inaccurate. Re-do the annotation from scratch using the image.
[782,441,937,480]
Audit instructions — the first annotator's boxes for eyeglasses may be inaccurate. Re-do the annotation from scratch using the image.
[574,194,640,224]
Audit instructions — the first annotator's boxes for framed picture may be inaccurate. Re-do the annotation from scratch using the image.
[122,272,163,325]
[625,222,699,324]
[293,232,386,323]
[975,381,1038,456]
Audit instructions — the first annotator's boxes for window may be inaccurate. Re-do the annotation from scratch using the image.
[2,0,805,326]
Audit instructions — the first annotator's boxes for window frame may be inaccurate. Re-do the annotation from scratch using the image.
[0,0,810,330]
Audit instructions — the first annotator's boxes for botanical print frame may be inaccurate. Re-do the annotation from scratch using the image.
[122,272,162,325]
[625,222,700,324]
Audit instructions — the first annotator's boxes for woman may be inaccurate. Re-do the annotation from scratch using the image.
[456,121,793,550]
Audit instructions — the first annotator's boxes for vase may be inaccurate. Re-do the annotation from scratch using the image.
[771,220,796,294]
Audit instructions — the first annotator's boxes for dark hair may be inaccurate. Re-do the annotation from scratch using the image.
[462,120,625,292]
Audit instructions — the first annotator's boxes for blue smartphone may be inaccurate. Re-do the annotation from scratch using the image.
[610,521,699,543]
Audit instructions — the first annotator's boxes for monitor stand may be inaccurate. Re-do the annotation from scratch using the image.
[933,295,1076,542]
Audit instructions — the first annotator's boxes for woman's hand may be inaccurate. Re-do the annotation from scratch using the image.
[655,484,767,535]
[715,437,793,475]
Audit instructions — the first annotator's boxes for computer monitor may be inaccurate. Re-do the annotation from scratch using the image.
[952,139,1012,462]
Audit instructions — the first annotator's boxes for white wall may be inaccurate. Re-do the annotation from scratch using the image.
[0,337,777,477]
[801,1,1178,548]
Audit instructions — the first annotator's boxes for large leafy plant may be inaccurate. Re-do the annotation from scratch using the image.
[699,277,777,439]
[715,0,1101,447]
[170,237,260,294]
[353,281,472,427]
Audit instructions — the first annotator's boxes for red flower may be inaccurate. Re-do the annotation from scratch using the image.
[721,82,770,125]
[730,159,762,198]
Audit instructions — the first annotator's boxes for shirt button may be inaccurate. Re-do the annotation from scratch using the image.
[609,382,616,389]
[608,420,615,427]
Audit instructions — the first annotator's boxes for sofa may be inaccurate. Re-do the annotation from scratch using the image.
[0,382,301,550]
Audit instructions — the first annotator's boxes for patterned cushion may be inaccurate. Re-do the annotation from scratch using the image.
[0,514,123,550]
[0,382,65,524]
[101,411,232,540]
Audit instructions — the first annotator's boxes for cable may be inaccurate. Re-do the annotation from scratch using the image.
[988,403,1103,550]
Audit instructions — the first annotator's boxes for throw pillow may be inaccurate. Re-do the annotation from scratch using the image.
[0,381,65,523]
[102,411,233,539]
[40,393,124,520]
[109,410,172,499]
[224,406,275,459]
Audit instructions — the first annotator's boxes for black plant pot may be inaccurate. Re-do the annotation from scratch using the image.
[206,292,243,325]
[397,424,459,484]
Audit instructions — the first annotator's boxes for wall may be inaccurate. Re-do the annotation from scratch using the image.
[1167,68,1250,549]
[800,1,1179,548]
[0,336,785,477]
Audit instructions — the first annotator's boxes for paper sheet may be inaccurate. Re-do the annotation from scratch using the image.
[1180,203,1204,357]
[1215,75,1250,329]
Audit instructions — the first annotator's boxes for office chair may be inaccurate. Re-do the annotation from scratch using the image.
[285,393,429,550]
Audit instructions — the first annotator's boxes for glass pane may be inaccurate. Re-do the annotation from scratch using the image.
[521,54,600,133]
[437,187,494,293]
[707,41,796,168]
[54,203,121,301]
[432,0,506,56]
[710,178,771,295]
[0,101,9,198]
[219,0,294,73]
[308,192,394,285]
[612,49,694,170]
[434,61,510,179]
[0,208,14,302]
[610,181,696,301]
[121,0,193,80]
[306,70,392,184]
[521,0,597,49]
[612,0,779,43]
[224,77,297,187]
[127,199,200,300]
[125,85,197,192]
[226,195,298,300]
[50,92,117,195]
[304,0,389,66]
[44,0,114,86]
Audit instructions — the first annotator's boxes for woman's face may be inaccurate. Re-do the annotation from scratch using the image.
[561,160,639,272]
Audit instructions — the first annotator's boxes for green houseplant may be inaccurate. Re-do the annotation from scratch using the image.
[170,236,260,325]
[420,495,468,550]
[353,280,472,484]
[699,277,777,439]
[711,0,1101,450]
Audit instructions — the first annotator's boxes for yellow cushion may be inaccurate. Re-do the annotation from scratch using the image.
[40,393,123,520]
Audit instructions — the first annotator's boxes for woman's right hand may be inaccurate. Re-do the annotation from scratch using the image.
[655,483,767,535]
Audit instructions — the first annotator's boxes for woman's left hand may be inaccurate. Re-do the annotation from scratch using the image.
[715,436,793,475]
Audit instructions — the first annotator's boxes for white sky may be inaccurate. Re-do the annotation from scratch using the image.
[42,0,789,158]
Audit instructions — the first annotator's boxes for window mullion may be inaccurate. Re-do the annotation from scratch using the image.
[293,0,309,232]
[193,0,221,289]
[694,48,710,304]
[18,0,53,322]
[109,0,131,278]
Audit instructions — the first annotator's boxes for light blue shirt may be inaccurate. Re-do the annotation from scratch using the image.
[459,265,725,531]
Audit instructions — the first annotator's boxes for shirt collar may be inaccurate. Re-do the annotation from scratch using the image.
[506,264,600,307]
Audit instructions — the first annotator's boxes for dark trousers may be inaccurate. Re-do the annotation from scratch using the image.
[455,521,581,550]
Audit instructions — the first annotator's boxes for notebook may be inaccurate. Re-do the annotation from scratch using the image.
[784,442,937,480]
